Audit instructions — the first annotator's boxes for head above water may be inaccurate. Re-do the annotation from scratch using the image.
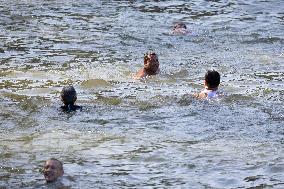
[173,22,187,30]
[43,158,64,182]
[143,52,159,74]
[61,86,77,106]
[205,70,220,89]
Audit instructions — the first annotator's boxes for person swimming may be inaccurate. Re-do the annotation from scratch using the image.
[60,86,82,111]
[135,52,160,79]
[195,70,221,99]
[43,158,64,183]
[171,22,190,35]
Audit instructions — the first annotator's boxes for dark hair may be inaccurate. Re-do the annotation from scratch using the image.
[61,86,77,105]
[174,22,187,29]
[205,70,220,89]
[144,52,157,64]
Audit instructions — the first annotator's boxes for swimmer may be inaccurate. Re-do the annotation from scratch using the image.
[195,70,220,99]
[135,52,160,79]
[60,86,82,111]
[171,22,189,35]
[43,158,64,183]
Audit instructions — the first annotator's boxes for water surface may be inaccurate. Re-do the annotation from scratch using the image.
[0,0,283,188]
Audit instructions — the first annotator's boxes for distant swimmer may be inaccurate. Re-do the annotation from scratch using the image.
[60,86,82,111]
[195,70,221,99]
[135,52,160,79]
[170,22,190,35]
[43,158,64,183]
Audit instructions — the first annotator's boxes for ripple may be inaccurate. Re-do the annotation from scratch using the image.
[0,0,283,188]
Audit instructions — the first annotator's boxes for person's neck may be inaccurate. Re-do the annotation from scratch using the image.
[144,68,158,75]
[205,86,218,91]
[64,103,75,107]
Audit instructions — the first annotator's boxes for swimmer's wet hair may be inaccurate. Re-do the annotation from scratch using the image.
[144,52,157,63]
[60,85,77,105]
[173,22,187,29]
[205,70,220,89]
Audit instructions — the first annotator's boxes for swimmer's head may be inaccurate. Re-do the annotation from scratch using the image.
[205,70,220,89]
[143,52,159,73]
[171,22,189,35]
[60,86,77,106]
[43,158,64,182]
[173,22,187,30]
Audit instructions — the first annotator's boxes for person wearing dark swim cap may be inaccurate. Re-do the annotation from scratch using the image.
[60,86,82,111]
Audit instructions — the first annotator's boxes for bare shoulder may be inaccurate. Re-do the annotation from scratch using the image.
[194,91,207,99]
[134,68,146,79]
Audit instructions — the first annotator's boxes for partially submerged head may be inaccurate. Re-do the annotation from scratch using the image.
[205,70,220,90]
[43,158,64,182]
[61,86,77,106]
[173,22,187,30]
[143,52,159,74]
[171,22,188,35]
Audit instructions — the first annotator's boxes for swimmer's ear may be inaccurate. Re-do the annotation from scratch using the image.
[204,80,207,86]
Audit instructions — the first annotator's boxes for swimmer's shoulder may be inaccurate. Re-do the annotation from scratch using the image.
[134,68,147,80]
[61,105,82,112]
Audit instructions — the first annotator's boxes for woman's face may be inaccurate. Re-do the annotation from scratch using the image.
[144,54,159,72]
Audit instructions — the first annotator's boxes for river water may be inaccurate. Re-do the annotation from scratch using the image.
[0,0,283,188]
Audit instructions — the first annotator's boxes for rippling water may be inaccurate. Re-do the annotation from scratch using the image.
[0,0,283,188]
